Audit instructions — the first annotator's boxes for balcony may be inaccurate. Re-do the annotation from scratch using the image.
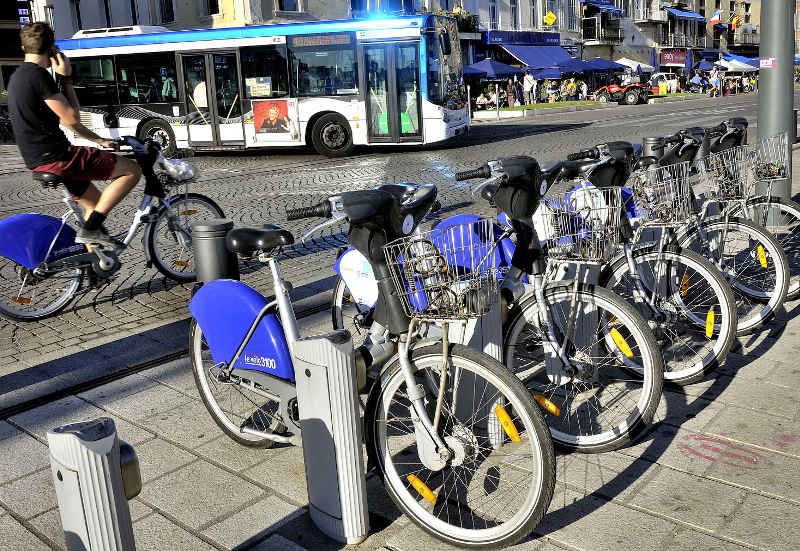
[582,17,623,44]
[732,31,759,45]
[632,8,666,22]
[659,33,715,48]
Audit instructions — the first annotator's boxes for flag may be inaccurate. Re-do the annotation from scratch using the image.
[731,14,740,30]
[708,10,721,26]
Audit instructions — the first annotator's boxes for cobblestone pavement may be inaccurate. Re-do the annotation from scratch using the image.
[1,93,800,550]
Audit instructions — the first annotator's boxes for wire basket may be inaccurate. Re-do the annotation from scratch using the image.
[750,133,789,184]
[383,219,501,321]
[627,162,695,225]
[538,185,624,263]
[695,145,754,200]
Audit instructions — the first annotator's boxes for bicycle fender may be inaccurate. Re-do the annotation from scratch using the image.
[189,279,294,381]
[334,247,378,308]
[0,214,84,269]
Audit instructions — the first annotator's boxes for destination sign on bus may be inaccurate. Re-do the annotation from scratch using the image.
[290,33,351,47]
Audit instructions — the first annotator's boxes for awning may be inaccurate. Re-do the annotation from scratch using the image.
[615,57,655,72]
[503,45,573,69]
[533,68,562,79]
[463,59,523,79]
[585,57,627,71]
[697,51,721,60]
[664,7,705,21]
[581,0,623,14]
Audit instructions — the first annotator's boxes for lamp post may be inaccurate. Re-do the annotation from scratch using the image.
[757,0,795,200]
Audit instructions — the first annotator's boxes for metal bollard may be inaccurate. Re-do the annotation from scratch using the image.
[48,418,141,551]
[190,218,240,283]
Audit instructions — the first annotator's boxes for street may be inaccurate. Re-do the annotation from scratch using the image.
[1,92,799,551]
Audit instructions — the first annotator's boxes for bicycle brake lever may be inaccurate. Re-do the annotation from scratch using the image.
[300,211,347,244]
[471,174,504,197]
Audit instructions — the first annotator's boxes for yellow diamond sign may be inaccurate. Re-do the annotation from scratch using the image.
[544,10,557,26]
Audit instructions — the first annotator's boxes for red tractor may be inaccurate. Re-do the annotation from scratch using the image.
[595,82,650,105]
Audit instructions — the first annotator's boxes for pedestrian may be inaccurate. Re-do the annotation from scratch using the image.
[506,78,516,107]
[559,80,568,101]
[679,71,687,92]
[487,89,497,109]
[567,78,577,101]
[475,92,488,110]
[523,70,535,105]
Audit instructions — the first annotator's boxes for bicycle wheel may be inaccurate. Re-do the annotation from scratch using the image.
[678,217,788,335]
[0,257,82,321]
[503,281,664,453]
[365,343,555,549]
[147,193,225,283]
[728,197,800,300]
[601,246,737,385]
[331,278,374,349]
[190,319,285,448]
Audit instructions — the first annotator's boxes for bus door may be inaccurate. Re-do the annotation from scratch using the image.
[363,42,422,143]
[180,53,244,147]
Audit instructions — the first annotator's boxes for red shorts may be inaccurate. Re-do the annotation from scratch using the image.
[33,146,118,198]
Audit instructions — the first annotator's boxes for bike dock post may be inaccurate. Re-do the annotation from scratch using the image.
[291,330,370,544]
[47,417,141,551]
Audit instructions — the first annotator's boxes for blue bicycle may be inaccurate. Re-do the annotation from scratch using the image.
[188,183,556,548]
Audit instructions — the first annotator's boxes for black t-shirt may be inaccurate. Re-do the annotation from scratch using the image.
[7,62,71,169]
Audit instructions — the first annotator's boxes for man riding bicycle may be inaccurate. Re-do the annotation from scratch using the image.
[7,23,142,247]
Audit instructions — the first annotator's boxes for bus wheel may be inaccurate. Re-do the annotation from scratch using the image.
[139,119,176,157]
[311,113,353,157]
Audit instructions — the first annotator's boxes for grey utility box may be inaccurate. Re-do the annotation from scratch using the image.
[292,330,369,545]
[47,418,141,551]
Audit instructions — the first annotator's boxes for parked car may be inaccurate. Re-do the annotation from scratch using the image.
[595,82,650,105]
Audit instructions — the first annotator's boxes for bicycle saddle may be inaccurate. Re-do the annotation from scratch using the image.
[226,225,294,256]
[32,172,65,188]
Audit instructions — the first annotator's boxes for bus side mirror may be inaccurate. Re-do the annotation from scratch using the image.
[439,32,451,56]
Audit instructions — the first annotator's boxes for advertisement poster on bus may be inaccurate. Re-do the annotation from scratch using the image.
[253,99,299,141]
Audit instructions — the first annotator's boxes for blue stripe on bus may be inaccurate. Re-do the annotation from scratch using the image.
[56,15,429,51]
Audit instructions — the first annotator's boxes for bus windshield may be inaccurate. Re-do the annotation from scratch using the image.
[426,16,465,110]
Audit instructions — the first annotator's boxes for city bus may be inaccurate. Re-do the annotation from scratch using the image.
[55,15,469,157]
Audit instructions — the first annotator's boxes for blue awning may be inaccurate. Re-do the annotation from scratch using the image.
[463,59,523,79]
[581,0,623,14]
[697,50,720,60]
[503,45,573,69]
[664,7,705,21]
[533,68,562,79]
[585,57,627,71]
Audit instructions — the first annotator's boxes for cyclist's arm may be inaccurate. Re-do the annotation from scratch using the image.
[44,94,114,148]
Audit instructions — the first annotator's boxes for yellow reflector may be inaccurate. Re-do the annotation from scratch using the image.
[173,260,190,267]
[608,314,617,324]
[757,245,768,268]
[533,394,561,416]
[407,475,436,505]
[610,328,633,357]
[11,296,31,304]
[180,210,198,215]
[681,274,690,296]
[705,309,715,338]
[493,405,521,442]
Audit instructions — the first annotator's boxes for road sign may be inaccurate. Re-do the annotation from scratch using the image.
[544,11,557,26]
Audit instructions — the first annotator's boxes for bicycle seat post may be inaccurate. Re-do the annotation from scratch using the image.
[61,189,86,226]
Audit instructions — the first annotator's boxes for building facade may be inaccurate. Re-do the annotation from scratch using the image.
[1,1,32,93]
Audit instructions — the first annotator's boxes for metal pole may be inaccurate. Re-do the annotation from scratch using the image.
[467,83,472,119]
[496,83,500,121]
[758,0,795,200]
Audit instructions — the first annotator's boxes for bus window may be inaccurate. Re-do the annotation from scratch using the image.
[116,53,178,104]
[288,33,358,97]
[71,56,118,106]
[240,45,289,98]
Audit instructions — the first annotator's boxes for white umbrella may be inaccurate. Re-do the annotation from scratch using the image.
[615,57,655,72]
[718,59,758,73]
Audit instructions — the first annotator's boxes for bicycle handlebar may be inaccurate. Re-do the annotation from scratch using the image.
[286,201,332,221]
[567,148,598,161]
[663,134,683,146]
[704,123,727,136]
[455,166,491,181]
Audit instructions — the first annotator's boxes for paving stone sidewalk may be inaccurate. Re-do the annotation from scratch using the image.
[1,300,799,551]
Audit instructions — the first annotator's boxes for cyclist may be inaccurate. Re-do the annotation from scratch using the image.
[7,23,142,247]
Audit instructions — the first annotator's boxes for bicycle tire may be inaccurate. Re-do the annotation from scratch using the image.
[601,246,737,385]
[331,277,373,349]
[364,343,555,549]
[677,216,789,335]
[147,193,225,283]
[190,319,284,448]
[728,197,800,300]
[503,281,664,452]
[0,257,83,321]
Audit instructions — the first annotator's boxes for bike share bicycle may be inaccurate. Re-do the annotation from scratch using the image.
[0,136,223,321]
[333,158,665,453]
[188,182,556,548]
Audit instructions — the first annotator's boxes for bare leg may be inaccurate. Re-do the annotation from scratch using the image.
[90,156,142,216]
